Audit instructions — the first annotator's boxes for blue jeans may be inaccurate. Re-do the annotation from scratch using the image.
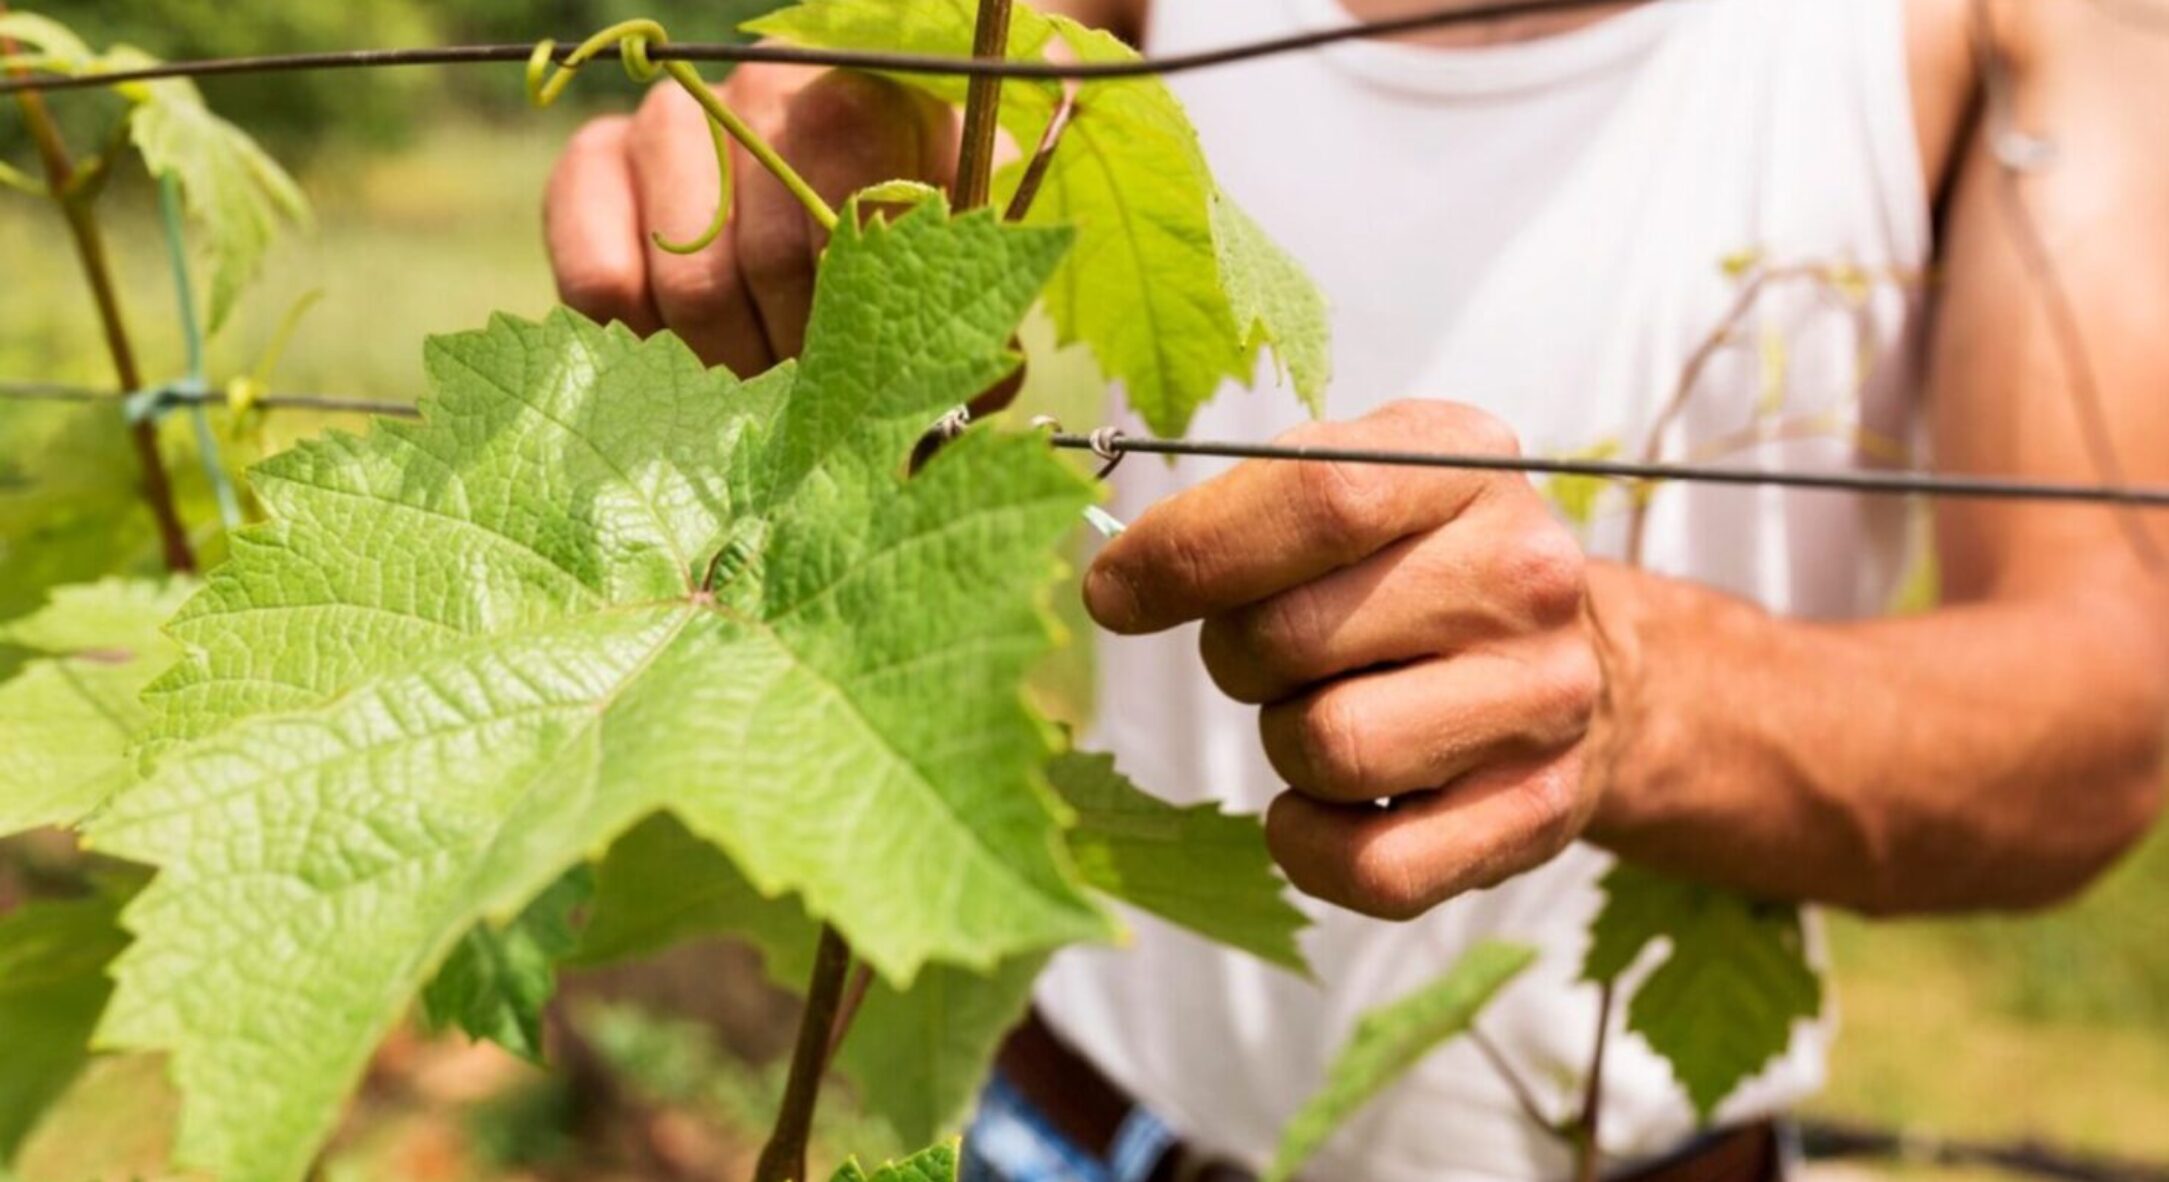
[960,1070,1180,1182]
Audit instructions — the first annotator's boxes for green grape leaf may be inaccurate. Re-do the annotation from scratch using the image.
[0,12,92,67]
[127,72,310,333]
[1210,191,1330,413]
[832,1142,959,1182]
[1582,864,1823,1120]
[842,956,1045,1147]
[420,866,593,1064]
[578,813,1041,1148]
[1048,751,1309,973]
[89,202,1111,1182]
[745,0,1059,123]
[0,578,191,837]
[0,893,131,1162]
[751,1,1331,438]
[570,811,808,968]
[0,403,226,620]
[1011,17,1246,437]
[575,753,1306,1145]
[1267,941,1536,1182]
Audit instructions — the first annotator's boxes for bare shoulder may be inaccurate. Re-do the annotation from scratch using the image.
[1903,0,1980,207]
[1907,0,2169,202]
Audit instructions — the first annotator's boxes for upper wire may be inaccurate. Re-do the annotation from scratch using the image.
[0,0,1667,96]
[13,380,2167,509]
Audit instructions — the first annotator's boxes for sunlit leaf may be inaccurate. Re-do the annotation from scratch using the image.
[1583,864,1822,1120]
[1268,941,1536,1182]
[89,203,1110,1182]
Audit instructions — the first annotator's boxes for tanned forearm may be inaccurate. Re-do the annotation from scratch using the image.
[1583,561,2168,914]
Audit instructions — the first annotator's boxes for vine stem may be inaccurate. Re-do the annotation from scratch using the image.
[1573,981,1616,1182]
[3,6,195,573]
[955,0,1015,209]
[754,924,854,1182]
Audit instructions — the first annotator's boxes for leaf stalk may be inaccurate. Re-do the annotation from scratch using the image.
[755,923,855,1182]
[2,10,196,574]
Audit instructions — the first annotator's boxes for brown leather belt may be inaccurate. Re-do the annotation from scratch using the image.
[995,1011,1781,1182]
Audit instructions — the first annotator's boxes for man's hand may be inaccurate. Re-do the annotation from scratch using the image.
[544,66,955,372]
[1084,401,1605,920]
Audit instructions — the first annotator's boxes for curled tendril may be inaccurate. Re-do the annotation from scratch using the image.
[527,19,835,248]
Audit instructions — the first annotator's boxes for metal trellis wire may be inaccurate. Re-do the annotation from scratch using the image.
[8,379,2169,511]
[0,0,1668,95]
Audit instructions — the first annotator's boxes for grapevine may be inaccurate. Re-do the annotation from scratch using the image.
[1,2,1942,1180]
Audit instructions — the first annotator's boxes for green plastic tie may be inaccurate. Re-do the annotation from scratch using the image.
[158,172,243,532]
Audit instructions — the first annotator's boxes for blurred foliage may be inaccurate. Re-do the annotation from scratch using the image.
[11,1,790,158]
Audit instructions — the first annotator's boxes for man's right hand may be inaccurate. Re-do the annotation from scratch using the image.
[544,66,956,375]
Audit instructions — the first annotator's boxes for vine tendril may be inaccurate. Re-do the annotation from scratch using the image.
[527,20,836,243]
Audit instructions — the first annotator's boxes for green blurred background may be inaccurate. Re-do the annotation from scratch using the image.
[3,3,2166,1179]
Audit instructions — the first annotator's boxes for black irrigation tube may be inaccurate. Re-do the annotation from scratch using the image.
[0,0,1662,95]
[11,381,2167,508]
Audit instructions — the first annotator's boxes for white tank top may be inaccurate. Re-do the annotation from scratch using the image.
[1036,1,1932,1178]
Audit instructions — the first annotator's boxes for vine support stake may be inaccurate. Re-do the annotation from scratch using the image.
[954,0,1015,209]
[754,923,855,1182]
[3,7,196,574]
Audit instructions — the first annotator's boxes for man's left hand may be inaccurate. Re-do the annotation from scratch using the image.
[1083,400,1607,920]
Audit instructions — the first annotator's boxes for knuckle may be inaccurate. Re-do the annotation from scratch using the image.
[734,224,807,292]
[1534,644,1603,742]
[635,76,702,127]
[1345,834,1431,921]
[651,258,739,322]
[792,70,910,138]
[1500,528,1588,628]
[1196,618,1256,701]
[1151,525,1219,606]
[1297,690,1370,793]
[1296,450,1390,543]
[1234,582,1332,688]
[1514,760,1587,859]
[1451,405,1523,456]
[562,114,631,163]
[556,266,647,326]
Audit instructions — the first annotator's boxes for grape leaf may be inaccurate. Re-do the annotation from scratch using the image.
[1211,191,1330,413]
[832,1142,959,1182]
[127,70,310,333]
[570,811,807,968]
[0,12,92,67]
[1583,864,1822,1120]
[3,13,306,333]
[1048,751,1308,972]
[420,866,593,1064]
[843,956,1045,1147]
[578,812,1043,1148]
[751,0,1331,438]
[746,0,1059,122]
[574,753,1309,1144]
[0,578,191,837]
[0,402,234,621]
[88,202,1111,1182]
[1267,941,1536,1182]
[0,893,131,1162]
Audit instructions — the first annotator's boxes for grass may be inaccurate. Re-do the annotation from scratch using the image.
[0,116,570,404]
[1813,823,2169,1162]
